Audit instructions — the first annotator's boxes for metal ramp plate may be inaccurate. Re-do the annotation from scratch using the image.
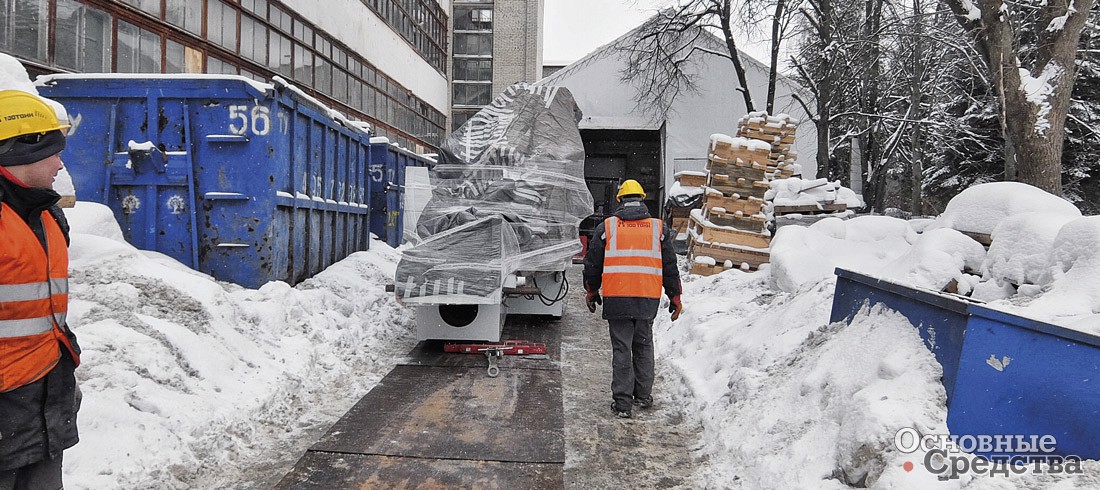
[306,365,563,462]
[279,452,562,489]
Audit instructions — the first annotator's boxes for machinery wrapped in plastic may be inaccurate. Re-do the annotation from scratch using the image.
[395,84,593,305]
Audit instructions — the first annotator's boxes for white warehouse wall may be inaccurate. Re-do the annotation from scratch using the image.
[283,0,451,113]
[541,27,817,197]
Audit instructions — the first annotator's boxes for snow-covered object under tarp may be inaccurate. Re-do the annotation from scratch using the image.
[395,84,594,304]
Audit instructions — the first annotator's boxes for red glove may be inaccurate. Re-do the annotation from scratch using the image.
[668,295,682,321]
[586,290,602,313]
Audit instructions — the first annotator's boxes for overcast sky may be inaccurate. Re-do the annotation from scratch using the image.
[543,0,664,64]
[542,0,774,66]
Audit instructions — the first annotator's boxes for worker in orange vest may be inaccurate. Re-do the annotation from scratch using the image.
[0,90,81,489]
[583,179,682,419]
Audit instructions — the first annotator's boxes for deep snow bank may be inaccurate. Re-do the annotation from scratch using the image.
[63,202,414,489]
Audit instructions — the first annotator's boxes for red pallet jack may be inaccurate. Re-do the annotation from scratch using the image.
[444,340,548,377]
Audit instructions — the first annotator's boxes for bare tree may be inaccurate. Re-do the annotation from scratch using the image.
[945,0,1097,194]
[618,1,759,119]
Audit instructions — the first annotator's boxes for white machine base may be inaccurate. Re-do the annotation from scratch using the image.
[414,270,567,342]
[416,303,506,341]
[503,271,566,317]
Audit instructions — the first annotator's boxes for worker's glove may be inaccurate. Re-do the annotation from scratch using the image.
[668,295,682,321]
[586,291,602,313]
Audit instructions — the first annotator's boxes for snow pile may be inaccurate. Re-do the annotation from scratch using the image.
[63,202,413,489]
[658,269,949,488]
[769,215,917,292]
[1008,216,1100,331]
[658,181,1100,488]
[769,181,1100,331]
[980,211,1077,288]
[877,228,986,294]
[927,182,1081,235]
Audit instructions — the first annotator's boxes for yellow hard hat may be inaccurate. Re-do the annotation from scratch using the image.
[616,179,646,202]
[0,90,70,141]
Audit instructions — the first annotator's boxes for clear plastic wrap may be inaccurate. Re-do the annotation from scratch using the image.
[395,84,593,304]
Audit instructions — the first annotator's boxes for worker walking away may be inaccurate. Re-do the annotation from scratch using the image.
[583,179,682,419]
[0,90,82,489]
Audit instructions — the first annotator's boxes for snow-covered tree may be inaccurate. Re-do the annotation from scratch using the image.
[945,0,1096,195]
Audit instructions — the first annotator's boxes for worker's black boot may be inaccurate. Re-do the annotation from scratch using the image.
[611,402,631,418]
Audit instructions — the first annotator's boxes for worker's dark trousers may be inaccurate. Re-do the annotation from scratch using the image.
[608,318,655,411]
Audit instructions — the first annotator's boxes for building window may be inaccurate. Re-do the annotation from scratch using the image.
[363,0,448,73]
[55,0,111,72]
[240,15,266,64]
[293,42,312,84]
[453,82,491,106]
[207,55,236,75]
[267,31,291,77]
[117,20,161,73]
[453,6,492,31]
[241,0,267,16]
[119,0,160,17]
[454,33,492,56]
[453,58,491,81]
[207,0,238,50]
[165,38,202,73]
[165,0,201,35]
[0,0,48,62]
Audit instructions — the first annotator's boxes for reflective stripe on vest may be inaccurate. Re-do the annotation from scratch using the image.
[602,216,663,298]
[0,203,74,392]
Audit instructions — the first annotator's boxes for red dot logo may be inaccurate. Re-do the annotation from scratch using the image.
[903,461,914,472]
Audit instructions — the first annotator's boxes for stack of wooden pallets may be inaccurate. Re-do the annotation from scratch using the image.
[737,112,799,178]
[688,112,799,276]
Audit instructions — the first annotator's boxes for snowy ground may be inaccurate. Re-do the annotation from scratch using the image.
[56,181,1100,488]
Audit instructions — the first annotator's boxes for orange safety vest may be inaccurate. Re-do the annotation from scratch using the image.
[0,202,78,392]
[602,216,663,299]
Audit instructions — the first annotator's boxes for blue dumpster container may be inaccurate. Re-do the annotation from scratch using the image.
[831,268,1100,460]
[950,305,1100,460]
[367,139,431,247]
[830,268,971,405]
[38,75,372,288]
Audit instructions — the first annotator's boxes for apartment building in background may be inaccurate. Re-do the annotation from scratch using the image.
[0,0,450,152]
[449,0,542,131]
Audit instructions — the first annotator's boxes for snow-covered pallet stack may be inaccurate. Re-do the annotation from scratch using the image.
[688,113,801,276]
[737,112,799,178]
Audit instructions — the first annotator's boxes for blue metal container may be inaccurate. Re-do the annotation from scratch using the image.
[830,268,971,404]
[38,75,372,288]
[832,268,1100,460]
[950,305,1100,460]
[367,140,431,247]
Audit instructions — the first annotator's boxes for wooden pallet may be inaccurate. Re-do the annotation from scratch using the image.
[704,207,768,233]
[708,175,769,200]
[772,202,848,215]
[689,214,771,249]
[703,193,764,216]
[690,240,770,269]
[706,160,767,182]
[676,174,707,187]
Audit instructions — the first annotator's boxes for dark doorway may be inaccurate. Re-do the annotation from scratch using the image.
[579,129,663,237]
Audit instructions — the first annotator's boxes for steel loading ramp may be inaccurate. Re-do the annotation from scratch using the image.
[275,315,565,488]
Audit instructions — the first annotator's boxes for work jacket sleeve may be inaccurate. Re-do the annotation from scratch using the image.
[582,222,606,292]
[661,223,682,298]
